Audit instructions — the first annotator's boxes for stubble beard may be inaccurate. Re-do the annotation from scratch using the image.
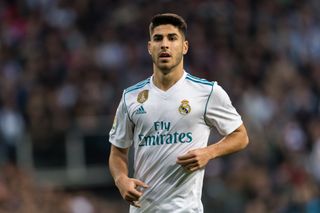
[153,54,183,75]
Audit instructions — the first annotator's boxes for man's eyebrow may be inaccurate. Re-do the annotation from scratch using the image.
[168,33,179,37]
[153,34,163,38]
[152,33,179,38]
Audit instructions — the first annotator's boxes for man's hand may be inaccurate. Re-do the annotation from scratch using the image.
[176,148,211,172]
[176,125,249,172]
[115,175,149,208]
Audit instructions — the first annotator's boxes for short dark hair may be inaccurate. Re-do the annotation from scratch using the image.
[149,13,187,38]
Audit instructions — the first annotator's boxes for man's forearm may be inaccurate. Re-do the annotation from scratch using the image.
[109,145,148,207]
[206,124,249,160]
[109,145,129,183]
[176,124,249,172]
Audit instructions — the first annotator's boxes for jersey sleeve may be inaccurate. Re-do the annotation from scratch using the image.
[109,92,134,148]
[205,83,243,135]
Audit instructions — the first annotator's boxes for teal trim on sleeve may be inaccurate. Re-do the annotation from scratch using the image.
[126,78,149,90]
[186,74,213,86]
[125,78,150,94]
[203,81,216,127]
[123,92,134,123]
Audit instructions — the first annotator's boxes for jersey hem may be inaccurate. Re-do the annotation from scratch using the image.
[221,120,243,136]
[109,139,132,149]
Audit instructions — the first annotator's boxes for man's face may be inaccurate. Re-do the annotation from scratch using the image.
[148,24,188,73]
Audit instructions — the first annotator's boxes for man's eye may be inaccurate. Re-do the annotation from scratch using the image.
[169,36,177,41]
[154,37,162,41]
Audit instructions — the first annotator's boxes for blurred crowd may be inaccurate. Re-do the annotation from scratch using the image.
[0,165,128,213]
[1,0,320,212]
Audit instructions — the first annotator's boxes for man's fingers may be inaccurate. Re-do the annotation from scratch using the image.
[177,153,195,160]
[188,166,199,172]
[176,158,197,165]
[133,179,149,189]
[126,190,142,200]
[128,189,143,199]
[125,179,149,201]
[185,162,199,170]
[129,201,141,208]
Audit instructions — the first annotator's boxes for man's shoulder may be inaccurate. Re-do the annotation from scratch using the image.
[124,77,151,95]
[185,73,215,90]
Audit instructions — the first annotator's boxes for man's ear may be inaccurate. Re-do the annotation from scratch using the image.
[183,40,189,55]
[148,41,152,55]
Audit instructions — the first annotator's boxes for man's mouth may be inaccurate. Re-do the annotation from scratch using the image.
[159,52,171,58]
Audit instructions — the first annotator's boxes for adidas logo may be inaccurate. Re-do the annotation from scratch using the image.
[135,106,147,114]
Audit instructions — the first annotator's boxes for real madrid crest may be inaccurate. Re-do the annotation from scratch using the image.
[178,100,191,115]
[137,90,149,104]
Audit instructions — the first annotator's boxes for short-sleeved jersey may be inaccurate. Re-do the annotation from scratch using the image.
[109,71,242,213]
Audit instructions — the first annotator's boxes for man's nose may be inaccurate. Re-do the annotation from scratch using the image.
[161,38,169,49]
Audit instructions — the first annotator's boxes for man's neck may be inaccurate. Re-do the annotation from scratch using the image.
[153,67,184,91]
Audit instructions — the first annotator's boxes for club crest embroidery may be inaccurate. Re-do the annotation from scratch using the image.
[137,90,149,104]
[178,100,191,115]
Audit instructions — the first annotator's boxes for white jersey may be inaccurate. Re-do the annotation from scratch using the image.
[109,71,242,213]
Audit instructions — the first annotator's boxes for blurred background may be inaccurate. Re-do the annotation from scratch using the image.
[1,0,320,212]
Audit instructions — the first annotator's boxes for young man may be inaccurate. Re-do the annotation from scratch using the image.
[108,13,249,212]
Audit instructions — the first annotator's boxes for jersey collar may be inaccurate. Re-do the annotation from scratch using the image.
[150,70,187,96]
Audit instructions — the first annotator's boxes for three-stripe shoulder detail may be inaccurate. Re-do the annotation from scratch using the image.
[186,74,214,86]
[125,78,150,94]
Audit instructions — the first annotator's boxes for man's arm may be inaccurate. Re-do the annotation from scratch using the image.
[109,145,149,207]
[176,124,249,172]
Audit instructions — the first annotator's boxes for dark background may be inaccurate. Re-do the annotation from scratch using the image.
[0,0,320,212]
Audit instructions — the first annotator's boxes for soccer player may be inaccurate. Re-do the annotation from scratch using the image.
[108,13,249,212]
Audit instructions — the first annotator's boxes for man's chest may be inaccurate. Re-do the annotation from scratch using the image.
[128,89,208,131]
